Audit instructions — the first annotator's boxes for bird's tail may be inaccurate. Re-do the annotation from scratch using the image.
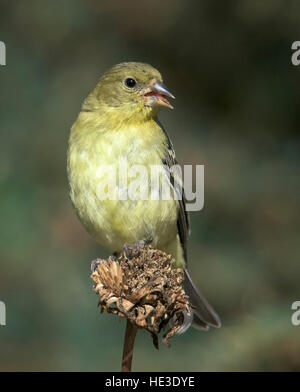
[179,268,221,332]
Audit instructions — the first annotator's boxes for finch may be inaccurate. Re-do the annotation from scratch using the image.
[67,62,221,331]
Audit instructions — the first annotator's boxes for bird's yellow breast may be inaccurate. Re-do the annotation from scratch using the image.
[67,112,178,252]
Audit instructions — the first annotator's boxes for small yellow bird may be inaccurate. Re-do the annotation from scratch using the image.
[67,62,220,331]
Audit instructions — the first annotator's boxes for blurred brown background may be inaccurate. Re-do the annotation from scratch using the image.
[0,0,300,371]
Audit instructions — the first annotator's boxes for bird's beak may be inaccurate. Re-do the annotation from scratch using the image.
[142,80,175,110]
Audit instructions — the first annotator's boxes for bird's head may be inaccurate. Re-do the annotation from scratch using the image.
[82,62,175,123]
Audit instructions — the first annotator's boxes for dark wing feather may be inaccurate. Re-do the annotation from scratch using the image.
[156,119,221,329]
[156,119,190,262]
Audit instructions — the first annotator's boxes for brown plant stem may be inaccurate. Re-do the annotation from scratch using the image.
[121,320,138,372]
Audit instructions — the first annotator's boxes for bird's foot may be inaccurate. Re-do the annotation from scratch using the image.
[90,255,117,272]
[91,259,101,272]
[122,239,152,259]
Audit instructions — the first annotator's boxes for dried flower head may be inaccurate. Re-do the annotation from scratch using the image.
[91,245,190,348]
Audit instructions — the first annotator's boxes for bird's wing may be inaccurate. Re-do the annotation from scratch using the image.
[156,119,221,329]
[156,119,190,262]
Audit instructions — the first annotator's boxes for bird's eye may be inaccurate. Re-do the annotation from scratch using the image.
[125,78,136,88]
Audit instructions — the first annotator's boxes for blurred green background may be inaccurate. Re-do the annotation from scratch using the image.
[1,0,300,371]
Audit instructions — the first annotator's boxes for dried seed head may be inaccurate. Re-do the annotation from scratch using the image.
[91,245,190,348]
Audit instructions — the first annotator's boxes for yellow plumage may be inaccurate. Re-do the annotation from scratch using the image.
[68,111,182,259]
[68,62,184,264]
[67,62,220,329]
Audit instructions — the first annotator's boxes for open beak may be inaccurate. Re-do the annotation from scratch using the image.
[142,80,175,109]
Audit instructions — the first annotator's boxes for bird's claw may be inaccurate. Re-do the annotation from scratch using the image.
[91,259,101,272]
[122,239,152,259]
